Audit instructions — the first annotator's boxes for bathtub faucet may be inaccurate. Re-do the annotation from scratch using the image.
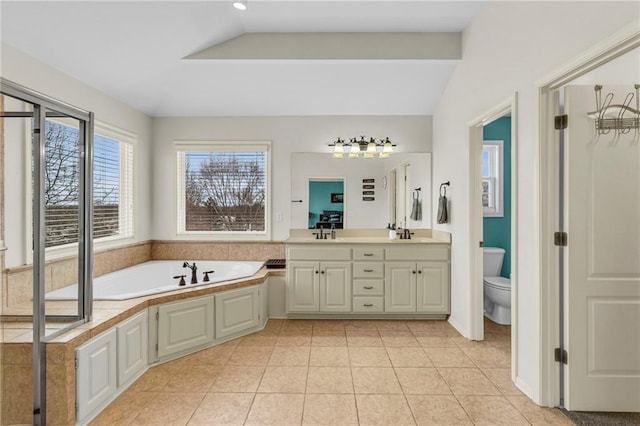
[183,261,198,284]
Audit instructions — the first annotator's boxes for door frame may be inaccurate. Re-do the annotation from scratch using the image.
[467,94,519,381]
[537,22,640,407]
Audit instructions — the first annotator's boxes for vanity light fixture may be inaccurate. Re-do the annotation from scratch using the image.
[329,136,395,159]
[232,0,248,11]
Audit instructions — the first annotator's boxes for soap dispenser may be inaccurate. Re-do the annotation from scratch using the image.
[388,223,397,240]
[330,223,336,240]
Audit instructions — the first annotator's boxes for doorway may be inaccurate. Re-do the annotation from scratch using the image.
[467,94,519,385]
[307,178,345,229]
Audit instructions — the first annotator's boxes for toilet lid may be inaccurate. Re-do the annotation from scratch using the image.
[484,276,510,289]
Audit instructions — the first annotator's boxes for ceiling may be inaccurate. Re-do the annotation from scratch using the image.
[1,1,484,117]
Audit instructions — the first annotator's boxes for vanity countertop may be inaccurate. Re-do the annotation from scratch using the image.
[286,229,451,244]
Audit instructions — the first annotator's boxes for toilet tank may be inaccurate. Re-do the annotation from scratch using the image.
[483,247,505,277]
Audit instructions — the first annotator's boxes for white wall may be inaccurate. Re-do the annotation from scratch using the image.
[152,116,431,241]
[1,44,153,267]
[431,1,639,403]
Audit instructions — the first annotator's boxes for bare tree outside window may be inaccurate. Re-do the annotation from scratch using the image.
[43,120,120,247]
[184,151,266,232]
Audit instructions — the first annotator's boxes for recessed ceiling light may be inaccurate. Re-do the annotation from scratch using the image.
[232,0,248,11]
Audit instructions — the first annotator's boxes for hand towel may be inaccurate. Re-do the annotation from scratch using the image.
[410,191,422,221]
[437,194,448,224]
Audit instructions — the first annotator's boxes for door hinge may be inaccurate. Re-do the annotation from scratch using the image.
[75,402,78,415]
[554,348,568,364]
[555,114,568,130]
[554,232,568,246]
[155,343,159,353]
[74,357,78,370]
[479,241,484,248]
[156,311,159,321]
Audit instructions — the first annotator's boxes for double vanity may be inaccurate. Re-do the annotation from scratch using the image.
[286,229,451,318]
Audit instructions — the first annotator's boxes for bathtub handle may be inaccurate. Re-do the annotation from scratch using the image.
[173,275,187,286]
[202,270,215,282]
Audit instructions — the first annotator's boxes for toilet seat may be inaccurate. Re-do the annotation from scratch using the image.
[483,276,510,289]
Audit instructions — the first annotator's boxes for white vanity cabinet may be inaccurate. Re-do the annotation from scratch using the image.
[215,285,260,339]
[286,239,450,316]
[157,295,215,359]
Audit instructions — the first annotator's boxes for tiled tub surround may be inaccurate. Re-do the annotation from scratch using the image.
[1,268,284,425]
[2,240,285,310]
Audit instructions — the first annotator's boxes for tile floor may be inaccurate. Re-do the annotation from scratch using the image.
[91,318,573,425]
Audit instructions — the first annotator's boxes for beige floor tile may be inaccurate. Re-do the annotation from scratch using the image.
[344,320,380,330]
[423,347,475,368]
[239,335,278,346]
[312,320,347,331]
[312,328,346,336]
[355,394,416,425]
[482,368,524,396]
[406,394,472,425]
[415,335,470,348]
[484,319,511,335]
[164,365,221,392]
[311,335,347,346]
[459,345,511,368]
[227,346,273,366]
[375,320,409,331]
[303,394,358,425]
[378,330,414,337]
[258,366,308,393]
[268,346,310,366]
[276,335,312,346]
[306,366,354,393]
[438,368,501,396]
[352,367,402,394]
[507,395,574,425]
[281,320,315,332]
[187,393,254,425]
[209,366,265,393]
[386,347,433,367]
[347,334,384,347]
[309,346,350,366]
[458,395,530,425]
[128,363,180,392]
[245,393,304,426]
[90,391,156,425]
[395,368,451,395]
[176,345,235,366]
[381,335,420,347]
[406,320,459,334]
[349,346,391,367]
[131,391,205,425]
[345,329,380,337]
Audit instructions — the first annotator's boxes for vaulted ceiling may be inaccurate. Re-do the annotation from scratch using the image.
[1,1,484,116]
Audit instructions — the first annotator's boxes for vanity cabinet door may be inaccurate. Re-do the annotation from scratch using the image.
[287,261,320,312]
[116,310,148,388]
[416,261,450,314]
[384,262,417,312]
[216,285,260,339]
[157,295,214,359]
[76,329,117,423]
[319,261,352,312]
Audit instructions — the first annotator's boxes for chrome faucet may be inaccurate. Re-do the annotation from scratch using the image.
[183,261,198,284]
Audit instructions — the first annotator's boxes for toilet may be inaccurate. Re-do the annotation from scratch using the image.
[483,247,511,325]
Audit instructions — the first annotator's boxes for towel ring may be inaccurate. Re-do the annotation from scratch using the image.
[440,181,450,197]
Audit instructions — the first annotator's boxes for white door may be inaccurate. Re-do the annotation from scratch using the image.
[320,261,352,312]
[564,85,640,411]
[416,261,450,314]
[215,285,260,339]
[116,310,148,387]
[157,295,215,359]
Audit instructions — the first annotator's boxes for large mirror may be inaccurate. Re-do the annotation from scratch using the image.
[291,152,432,230]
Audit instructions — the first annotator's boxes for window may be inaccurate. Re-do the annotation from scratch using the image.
[176,142,271,239]
[41,119,134,249]
[482,140,503,217]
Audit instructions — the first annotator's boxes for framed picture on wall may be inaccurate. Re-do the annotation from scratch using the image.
[331,193,343,203]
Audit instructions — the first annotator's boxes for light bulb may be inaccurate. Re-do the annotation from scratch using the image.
[232,0,248,11]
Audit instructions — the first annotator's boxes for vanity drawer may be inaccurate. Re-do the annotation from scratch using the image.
[353,262,384,278]
[353,279,384,296]
[353,248,384,261]
[353,296,384,313]
[287,246,352,260]
[385,245,450,261]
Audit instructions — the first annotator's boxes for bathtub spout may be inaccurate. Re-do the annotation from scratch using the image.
[183,261,198,284]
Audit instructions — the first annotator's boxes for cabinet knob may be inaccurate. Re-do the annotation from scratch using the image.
[412,270,416,274]
[363,286,373,289]
[315,270,319,274]
[418,270,422,274]
[364,303,373,307]
[321,270,325,274]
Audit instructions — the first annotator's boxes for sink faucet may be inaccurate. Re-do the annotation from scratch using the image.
[399,227,413,240]
[312,228,327,239]
[183,261,198,284]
